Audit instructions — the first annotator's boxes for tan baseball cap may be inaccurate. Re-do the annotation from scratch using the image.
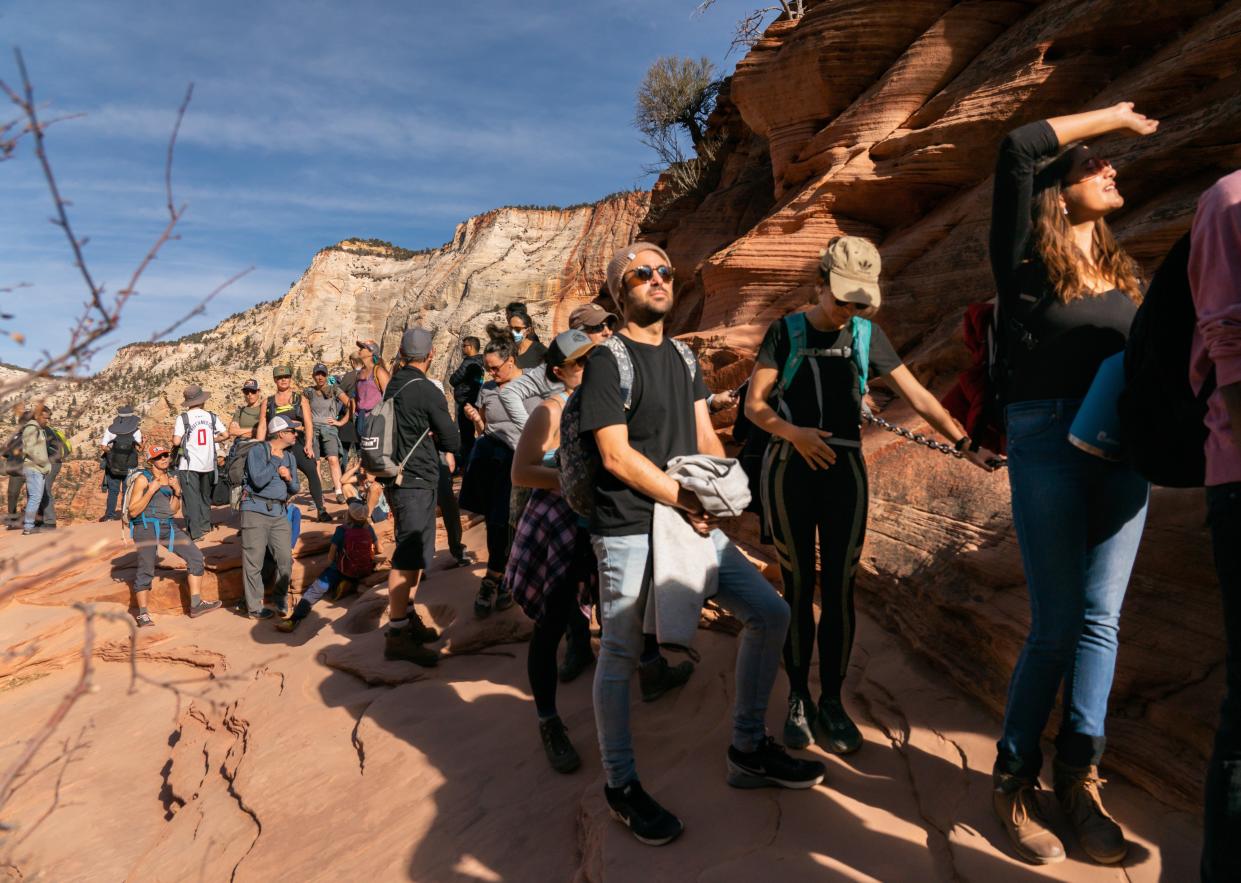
[819,236,881,308]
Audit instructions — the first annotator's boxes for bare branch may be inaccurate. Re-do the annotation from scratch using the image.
[145,266,256,344]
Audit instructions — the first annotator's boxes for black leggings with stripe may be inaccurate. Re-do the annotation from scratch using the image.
[762,439,868,702]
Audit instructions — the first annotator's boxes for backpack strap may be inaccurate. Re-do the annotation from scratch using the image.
[850,316,871,398]
[600,337,637,410]
[778,313,808,394]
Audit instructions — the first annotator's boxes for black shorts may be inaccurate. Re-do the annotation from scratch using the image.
[385,484,436,572]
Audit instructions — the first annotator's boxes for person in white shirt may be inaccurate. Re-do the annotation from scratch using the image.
[172,384,228,541]
[98,405,143,521]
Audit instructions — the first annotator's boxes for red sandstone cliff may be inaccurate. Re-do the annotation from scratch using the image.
[645,0,1241,810]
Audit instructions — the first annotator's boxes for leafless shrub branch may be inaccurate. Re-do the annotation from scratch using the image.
[694,0,805,56]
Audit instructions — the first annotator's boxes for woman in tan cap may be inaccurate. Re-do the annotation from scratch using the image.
[745,235,993,758]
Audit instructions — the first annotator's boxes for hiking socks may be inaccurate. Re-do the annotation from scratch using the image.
[138,606,149,617]
[640,634,661,666]
[190,593,202,607]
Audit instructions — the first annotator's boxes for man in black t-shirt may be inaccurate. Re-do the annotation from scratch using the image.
[379,327,460,668]
[578,242,825,847]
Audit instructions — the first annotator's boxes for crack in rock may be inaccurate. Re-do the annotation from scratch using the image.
[219,705,262,883]
[854,675,965,883]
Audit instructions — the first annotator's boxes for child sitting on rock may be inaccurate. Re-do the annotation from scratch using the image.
[277,501,379,632]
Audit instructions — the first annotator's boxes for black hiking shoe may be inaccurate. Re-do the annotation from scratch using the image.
[493,586,515,612]
[538,717,581,774]
[402,609,440,643]
[639,656,694,702]
[249,608,275,620]
[383,624,439,667]
[783,693,815,750]
[316,510,334,523]
[134,612,155,628]
[816,697,863,755]
[473,576,498,618]
[188,599,222,618]
[727,737,826,790]
[604,781,683,846]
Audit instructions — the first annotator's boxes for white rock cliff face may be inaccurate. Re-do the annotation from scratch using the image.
[27,191,648,456]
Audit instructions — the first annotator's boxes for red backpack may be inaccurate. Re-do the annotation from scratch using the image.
[338,526,375,578]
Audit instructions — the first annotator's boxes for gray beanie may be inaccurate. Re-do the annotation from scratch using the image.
[605,242,673,301]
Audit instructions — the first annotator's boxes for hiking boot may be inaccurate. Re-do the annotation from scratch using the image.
[21,528,34,536]
[335,490,345,504]
[451,549,474,568]
[816,697,863,755]
[1053,761,1127,864]
[992,771,1066,865]
[188,599,222,618]
[275,617,300,633]
[639,656,694,703]
[407,611,440,643]
[538,716,581,774]
[604,781,683,846]
[474,576,498,618]
[783,694,815,750]
[383,624,439,667]
[134,612,155,628]
[316,510,333,524]
[558,640,594,683]
[249,608,275,620]
[494,586,515,612]
[727,736,826,790]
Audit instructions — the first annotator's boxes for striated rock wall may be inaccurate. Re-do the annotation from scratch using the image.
[647,0,1241,809]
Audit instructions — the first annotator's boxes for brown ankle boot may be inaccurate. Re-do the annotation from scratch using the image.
[992,771,1066,865]
[1053,761,1127,864]
[383,624,439,667]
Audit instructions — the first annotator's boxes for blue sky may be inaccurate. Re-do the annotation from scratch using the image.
[0,0,758,369]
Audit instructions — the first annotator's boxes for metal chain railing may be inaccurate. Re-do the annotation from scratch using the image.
[861,411,1007,468]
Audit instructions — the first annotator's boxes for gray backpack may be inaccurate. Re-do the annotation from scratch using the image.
[558,335,697,519]
[360,378,428,482]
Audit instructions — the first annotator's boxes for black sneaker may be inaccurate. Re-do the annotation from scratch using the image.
[816,697,863,755]
[402,609,440,643]
[494,587,515,612]
[538,717,581,774]
[724,734,824,788]
[316,511,334,524]
[727,737,826,790]
[249,609,275,620]
[134,612,155,628]
[783,693,815,749]
[474,577,497,618]
[639,656,694,702]
[604,781,683,846]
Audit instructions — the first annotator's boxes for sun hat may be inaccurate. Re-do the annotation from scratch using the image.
[180,384,210,407]
[346,500,368,523]
[818,236,882,308]
[606,242,673,300]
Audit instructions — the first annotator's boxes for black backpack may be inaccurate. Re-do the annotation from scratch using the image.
[106,430,139,478]
[1117,233,1210,487]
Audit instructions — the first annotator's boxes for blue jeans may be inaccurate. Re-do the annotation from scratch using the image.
[103,473,123,518]
[997,399,1149,776]
[592,528,789,788]
[22,468,46,531]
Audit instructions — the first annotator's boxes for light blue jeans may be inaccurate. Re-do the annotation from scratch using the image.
[998,399,1149,776]
[22,468,46,531]
[592,528,790,788]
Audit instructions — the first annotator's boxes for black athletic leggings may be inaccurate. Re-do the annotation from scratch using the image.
[528,584,578,719]
[291,436,325,513]
[762,440,868,701]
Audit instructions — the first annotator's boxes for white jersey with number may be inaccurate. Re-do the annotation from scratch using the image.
[174,408,226,472]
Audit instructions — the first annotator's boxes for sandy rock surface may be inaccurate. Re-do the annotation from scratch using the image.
[0,511,1201,881]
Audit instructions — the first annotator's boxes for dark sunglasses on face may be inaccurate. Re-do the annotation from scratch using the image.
[485,363,505,374]
[153,453,171,461]
[624,264,674,286]
[1067,156,1113,184]
[833,298,868,313]
[581,321,610,334]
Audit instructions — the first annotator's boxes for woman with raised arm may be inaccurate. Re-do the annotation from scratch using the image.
[504,329,598,774]
[987,103,1158,867]
[745,236,994,760]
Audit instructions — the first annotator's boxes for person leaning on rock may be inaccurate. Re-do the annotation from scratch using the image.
[126,444,222,627]
[238,415,301,620]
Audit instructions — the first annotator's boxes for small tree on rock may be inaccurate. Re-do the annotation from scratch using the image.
[634,55,719,170]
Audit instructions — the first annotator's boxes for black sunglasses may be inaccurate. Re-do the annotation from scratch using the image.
[624,264,674,285]
[833,298,868,313]
[580,321,611,334]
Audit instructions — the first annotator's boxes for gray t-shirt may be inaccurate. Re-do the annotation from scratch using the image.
[498,368,563,432]
[305,387,342,424]
[477,381,524,450]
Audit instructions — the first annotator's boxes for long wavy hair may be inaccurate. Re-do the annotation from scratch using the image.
[1031,145,1143,305]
